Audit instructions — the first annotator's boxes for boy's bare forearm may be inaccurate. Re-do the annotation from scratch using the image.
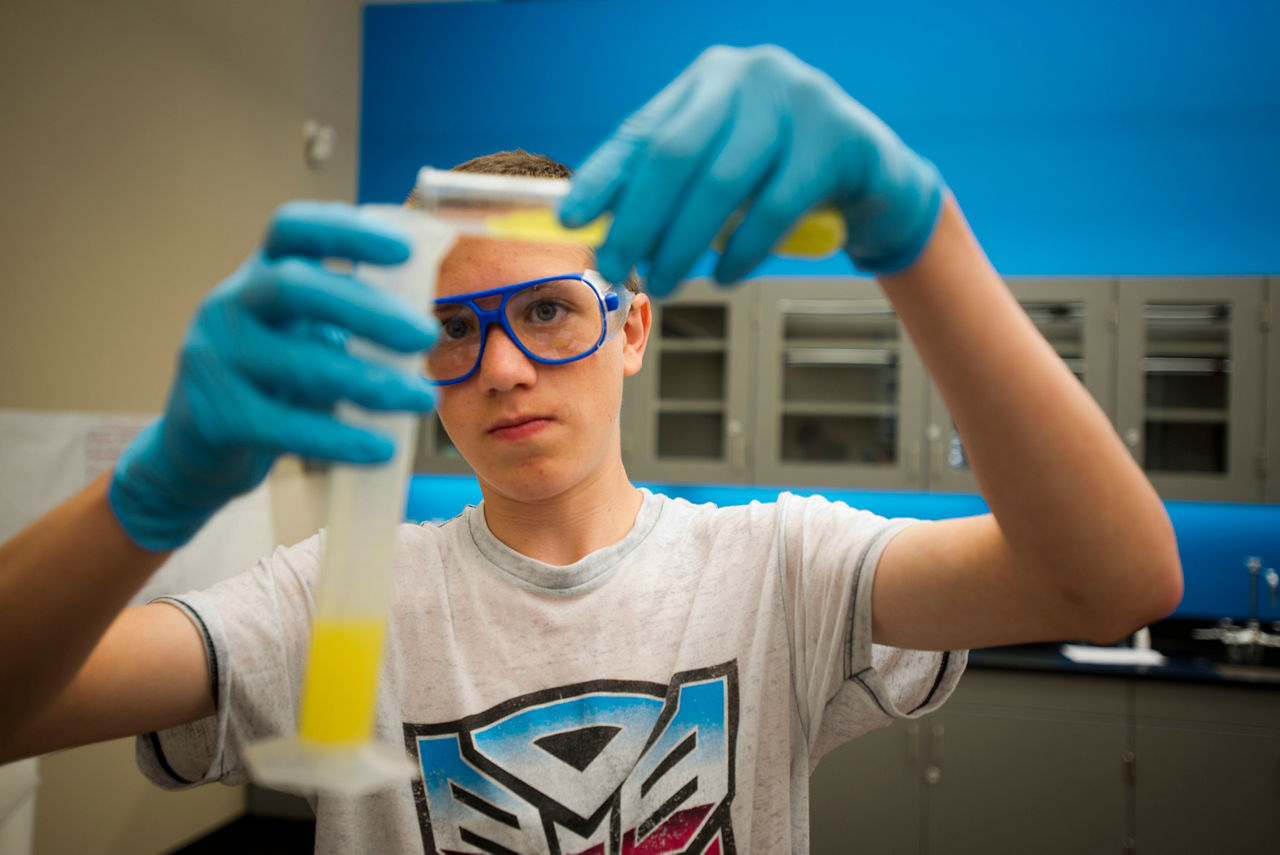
[0,472,169,738]
[874,196,1181,638]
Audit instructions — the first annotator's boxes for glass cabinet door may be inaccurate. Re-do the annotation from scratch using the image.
[754,280,926,489]
[1268,278,1279,503]
[624,279,754,483]
[412,413,477,475]
[1116,278,1266,502]
[926,279,1116,493]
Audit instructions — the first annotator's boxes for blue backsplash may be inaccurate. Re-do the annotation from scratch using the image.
[405,474,1280,624]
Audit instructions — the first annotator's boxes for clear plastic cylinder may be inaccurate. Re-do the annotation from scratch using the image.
[243,206,457,795]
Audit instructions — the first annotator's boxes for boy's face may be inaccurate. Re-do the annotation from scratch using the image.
[431,236,650,502]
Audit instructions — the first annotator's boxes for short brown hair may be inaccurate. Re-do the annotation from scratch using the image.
[408,149,641,294]
[450,149,571,180]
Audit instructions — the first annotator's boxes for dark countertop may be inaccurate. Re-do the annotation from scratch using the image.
[969,617,1280,688]
[968,643,1280,688]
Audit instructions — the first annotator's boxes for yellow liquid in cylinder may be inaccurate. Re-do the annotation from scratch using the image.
[298,618,387,744]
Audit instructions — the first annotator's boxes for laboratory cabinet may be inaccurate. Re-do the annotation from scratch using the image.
[752,280,929,489]
[1115,278,1268,503]
[617,275,1275,504]
[1263,276,1279,503]
[809,720,923,854]
[879,276,1272,501]
[622,278,931,489]
[1131,680,1280,855]
[620,279,756,483]
[809,670,1130,855]
[808,669,1280,855]
[923,672,1130,855]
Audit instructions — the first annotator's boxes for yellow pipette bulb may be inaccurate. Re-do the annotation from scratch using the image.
[415,167,848,260]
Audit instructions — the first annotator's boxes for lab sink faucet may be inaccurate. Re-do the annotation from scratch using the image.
[1192,556,1280,665]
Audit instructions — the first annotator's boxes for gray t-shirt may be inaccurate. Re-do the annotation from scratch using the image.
[138,489,966,854]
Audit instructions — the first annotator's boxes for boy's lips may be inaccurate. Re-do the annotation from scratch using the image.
[487,415,553,440]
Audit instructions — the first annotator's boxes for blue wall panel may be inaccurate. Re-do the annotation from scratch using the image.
[362,0,1280,276]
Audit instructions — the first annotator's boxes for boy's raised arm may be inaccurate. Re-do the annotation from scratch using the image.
[562,44,1182,650]
[871,197,1181,650]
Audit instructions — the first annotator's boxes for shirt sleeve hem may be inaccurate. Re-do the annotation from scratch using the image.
[846,520,968,720]
[134,593,235,789]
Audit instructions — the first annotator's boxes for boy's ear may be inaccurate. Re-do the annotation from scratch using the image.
[622,293,651,377]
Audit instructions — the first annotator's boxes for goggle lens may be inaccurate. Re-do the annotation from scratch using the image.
[427,276,610,383]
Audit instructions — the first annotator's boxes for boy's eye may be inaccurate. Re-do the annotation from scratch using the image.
[441,315,476,340]
[529,301,562,323]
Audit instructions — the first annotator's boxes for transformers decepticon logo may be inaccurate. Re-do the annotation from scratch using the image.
[404,662,739,855]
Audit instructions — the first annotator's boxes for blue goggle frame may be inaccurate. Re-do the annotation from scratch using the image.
[429,270,632,385]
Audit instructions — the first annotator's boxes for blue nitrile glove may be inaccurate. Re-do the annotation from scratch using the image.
[109,202,440,551]
[561,44,945,298]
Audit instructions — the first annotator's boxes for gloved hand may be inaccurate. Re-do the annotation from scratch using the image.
[561,44,945,298]
[110,202,440,551]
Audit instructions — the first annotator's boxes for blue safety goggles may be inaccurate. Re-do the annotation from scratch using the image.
[426,270,634,385]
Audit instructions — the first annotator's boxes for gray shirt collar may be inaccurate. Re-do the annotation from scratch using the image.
[464,488,665,593]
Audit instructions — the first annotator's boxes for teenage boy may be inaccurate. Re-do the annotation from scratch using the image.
[0,46,1180,854]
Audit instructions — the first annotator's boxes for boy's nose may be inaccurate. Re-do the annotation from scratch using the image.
[476,325,538,391]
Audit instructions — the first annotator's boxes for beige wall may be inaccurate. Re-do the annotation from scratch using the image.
[0,0,362,411]
[0,2,362,852]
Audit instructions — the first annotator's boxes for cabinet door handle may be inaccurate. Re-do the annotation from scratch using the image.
[727,419,745,470]
[924,424,944,484]
[784,347,895,366]
[905,722,919,766]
